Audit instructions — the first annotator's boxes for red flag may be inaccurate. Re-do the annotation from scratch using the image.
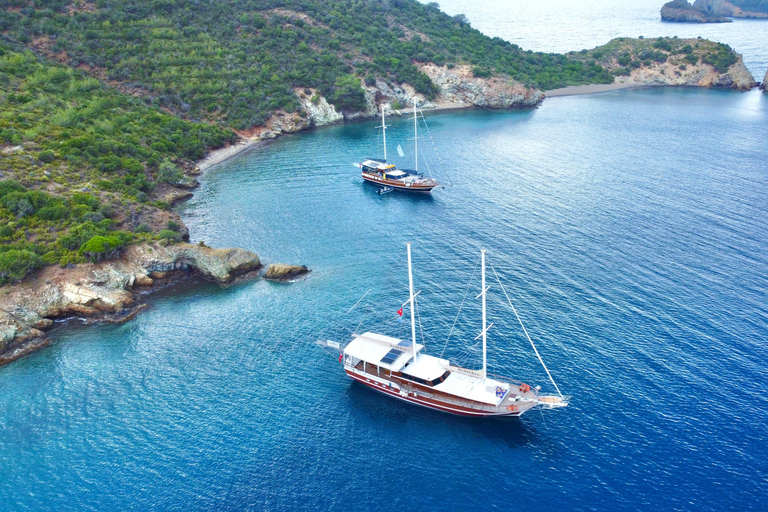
[339,352,343,363]
[397,308,403,317]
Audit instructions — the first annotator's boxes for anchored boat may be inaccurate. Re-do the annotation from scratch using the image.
[357,100,440,194]
[323,244,569,418]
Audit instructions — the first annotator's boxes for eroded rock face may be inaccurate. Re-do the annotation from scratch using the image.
[0,242,261,365]
[661,0,732,22]
[235,68,543,141]
[264,263,310,281]
[693,0,768,18]
[624,55,756,89]
[763,69,768,91]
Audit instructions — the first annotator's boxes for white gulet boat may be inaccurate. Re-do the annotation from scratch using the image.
[356,100,440,194]
[324,244,569,418]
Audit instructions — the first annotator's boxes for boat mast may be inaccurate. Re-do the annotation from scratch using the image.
[381,104,387,162]
[413,97,417,176]
[407,242,418,362]
[482,249,487,381]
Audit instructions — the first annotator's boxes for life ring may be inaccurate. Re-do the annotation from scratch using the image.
[519,384,530,393]
[507,405,518,412]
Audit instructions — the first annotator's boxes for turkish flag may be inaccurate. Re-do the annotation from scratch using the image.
[397,308,403,317]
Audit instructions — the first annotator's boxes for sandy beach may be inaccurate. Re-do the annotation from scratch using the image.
[196,139,257,172]
[545,80,644,97]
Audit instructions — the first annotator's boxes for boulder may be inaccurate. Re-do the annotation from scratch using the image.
[264,264,310,281]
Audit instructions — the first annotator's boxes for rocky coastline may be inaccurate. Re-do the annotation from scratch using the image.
[661,0,768,22]
[661,0,732,22]
[0,40,757,367]
[0,241,311,366]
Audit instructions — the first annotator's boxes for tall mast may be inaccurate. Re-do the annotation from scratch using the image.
[413,98,418,176]
[381,104,387,161]
[407,242,417,362]
[481,249,487,380]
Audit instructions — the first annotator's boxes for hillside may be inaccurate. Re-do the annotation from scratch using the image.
[0,42,235,283]
[0,0,613,131]
[568,37,755,89]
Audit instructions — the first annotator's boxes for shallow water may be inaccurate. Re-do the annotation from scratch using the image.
[2,2,768,510]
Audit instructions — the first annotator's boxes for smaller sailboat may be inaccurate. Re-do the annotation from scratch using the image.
[324,244,569,417]
[357,100,440,194]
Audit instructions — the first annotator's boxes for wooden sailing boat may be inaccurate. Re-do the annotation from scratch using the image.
[326,244,569,417]
[357,100,440,194]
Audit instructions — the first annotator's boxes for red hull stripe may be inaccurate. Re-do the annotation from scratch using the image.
[346,370,521,418]
[362,175,436,192]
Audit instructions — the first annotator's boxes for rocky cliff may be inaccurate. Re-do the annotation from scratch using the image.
[661,0,732,21]
[0,242,261,365]
[763,68,768,90]
[232,67,543,141]
[621,55,755,89]
[693,0,768,18]
[575,38,756,91]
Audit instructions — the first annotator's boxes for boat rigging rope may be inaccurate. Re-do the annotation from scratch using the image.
[346,289,371,315]
[415,294,427,351]
[489,261,565,400]
[418,106,455,187]
[440,260,479,359]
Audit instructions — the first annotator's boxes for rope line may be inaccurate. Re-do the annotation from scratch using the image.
[440,260,479,359]
[489,260,564,399]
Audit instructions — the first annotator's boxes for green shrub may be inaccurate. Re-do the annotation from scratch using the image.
[38,150,55,163]
[472,67,492,78]
[0,249,42,283]
[158,229,181,242]
[36,204,69,220]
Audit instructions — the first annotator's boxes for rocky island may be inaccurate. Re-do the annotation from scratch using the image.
[661,0,768,22]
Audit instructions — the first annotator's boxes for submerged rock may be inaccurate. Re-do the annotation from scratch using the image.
[264,264,310,281]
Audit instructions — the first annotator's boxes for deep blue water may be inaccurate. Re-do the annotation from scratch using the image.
[3,3,768,511]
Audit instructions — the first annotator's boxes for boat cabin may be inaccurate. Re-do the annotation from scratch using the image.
[344,331,515,407]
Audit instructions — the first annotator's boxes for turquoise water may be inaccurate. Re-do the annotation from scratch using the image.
[3,2,768,510]
[2,87,767,510]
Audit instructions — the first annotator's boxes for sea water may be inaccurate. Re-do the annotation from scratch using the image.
[1,3,767,511]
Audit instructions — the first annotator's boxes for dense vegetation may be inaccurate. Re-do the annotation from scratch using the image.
[0,2,745,285]
[569,37,740,75]
[0,0,612,130]
[0,42,235,283]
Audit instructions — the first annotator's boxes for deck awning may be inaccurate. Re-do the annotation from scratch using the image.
[344,332,422,371]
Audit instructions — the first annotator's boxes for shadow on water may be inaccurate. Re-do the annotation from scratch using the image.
[345,381,539,447]
[360,180,437,202]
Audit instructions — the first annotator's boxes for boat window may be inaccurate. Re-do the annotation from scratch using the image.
[380,348,402,365]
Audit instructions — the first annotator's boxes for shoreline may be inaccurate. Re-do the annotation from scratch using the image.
[196,139,258,172]
[544,80,646,97]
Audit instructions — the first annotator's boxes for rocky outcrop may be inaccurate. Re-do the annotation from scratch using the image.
[263,263,311,281]
[763,69,768,91]
[693,0,768,18]
[661,0,732,21]
[216,67,543,147]
[0,242,261,365]
[354,64,542,119]
[623,56,755,89]
[590,38,756,90]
